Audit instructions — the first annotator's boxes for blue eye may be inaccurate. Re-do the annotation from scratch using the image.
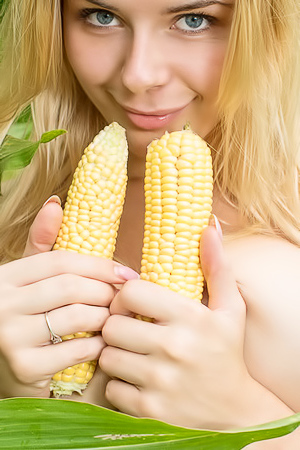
[175,14,211,33]
[95,11,115,25]
[81,9,120,28]
[185,15,204,28]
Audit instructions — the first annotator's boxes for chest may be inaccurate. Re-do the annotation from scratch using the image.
[114,178,145,273]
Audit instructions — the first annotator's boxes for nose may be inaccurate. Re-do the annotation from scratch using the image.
[121,29,170,94]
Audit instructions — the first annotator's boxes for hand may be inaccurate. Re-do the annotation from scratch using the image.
[23,195,63,257]
[100,225,254,430]
[0,197,138,398]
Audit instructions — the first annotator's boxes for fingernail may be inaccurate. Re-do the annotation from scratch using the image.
[114,264,140,280]
[209,214,223,241]
[42,195,61,207]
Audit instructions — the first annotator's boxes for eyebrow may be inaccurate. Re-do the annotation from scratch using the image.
[84,0,121,12]
[165,1,234,14]
[84,0,233,14]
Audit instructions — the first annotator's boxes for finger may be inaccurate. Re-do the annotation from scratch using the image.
[105,379,142,417]
[23,196,63,257]
[0,306,108,354]
[110,279,202,323]
[100,346,147,386]
[200,225,245,316]
[1,250,139,287]
[27,305,110,346]
[15,274,116,315]
[102,314,158,354]
[13,334,105,383]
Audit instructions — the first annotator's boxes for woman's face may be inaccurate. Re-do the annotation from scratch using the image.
[63,0,234,157]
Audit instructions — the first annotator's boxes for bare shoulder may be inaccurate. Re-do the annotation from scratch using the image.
[224,235,300,412]
[224,234,300,305]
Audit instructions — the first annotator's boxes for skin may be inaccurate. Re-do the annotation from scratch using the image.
[62,0,236,268]
[62,0,234,161]
[62,0,300,445]
[0,200,138,399]
[0,0,299,447]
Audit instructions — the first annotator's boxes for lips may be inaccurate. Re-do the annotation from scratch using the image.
[122,105,188,130]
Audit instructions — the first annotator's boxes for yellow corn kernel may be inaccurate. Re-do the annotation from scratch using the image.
[140,125,213,302]
[50,122,128,398]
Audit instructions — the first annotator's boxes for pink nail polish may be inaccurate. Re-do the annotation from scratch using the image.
[114,265,140,280]
[42,195,61,207]
[209,214,223,240]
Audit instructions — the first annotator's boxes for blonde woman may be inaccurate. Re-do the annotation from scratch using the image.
[0,0,299,447]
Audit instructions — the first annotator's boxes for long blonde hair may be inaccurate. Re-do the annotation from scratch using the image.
[0,0,105,262]
[214,0,300,244]
[0,0,299,263]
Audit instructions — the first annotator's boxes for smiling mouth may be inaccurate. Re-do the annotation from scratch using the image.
[124,106,186,115]
[122,105,189,130]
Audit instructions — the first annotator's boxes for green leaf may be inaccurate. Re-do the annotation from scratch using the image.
[13,105,32,125]
[40,129,67,144]
[8,105,33,140]
[0,135,40,172]
[7,121,33,140]
[0,130,66,174]
[0,0,7,22]
[0,129,67,193]
[0,398,298,450]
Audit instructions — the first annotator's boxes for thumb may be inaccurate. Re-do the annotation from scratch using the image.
[23,195,63,257]
[200,217,245,318]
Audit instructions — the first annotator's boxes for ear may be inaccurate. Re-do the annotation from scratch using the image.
[23,196,63,257]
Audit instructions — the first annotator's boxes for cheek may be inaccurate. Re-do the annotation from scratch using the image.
[179,42,227,98]
[63,31,118,89]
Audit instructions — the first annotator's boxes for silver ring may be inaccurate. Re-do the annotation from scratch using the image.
[45,312,63,344]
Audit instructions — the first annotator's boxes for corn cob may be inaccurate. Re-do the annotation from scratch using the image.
[50,122,128,397]
[140,125,213,301]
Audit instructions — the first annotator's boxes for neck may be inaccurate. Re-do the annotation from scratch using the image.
[127,151,146,180]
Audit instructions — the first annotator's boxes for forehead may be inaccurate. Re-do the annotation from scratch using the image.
[67,0,235,13]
